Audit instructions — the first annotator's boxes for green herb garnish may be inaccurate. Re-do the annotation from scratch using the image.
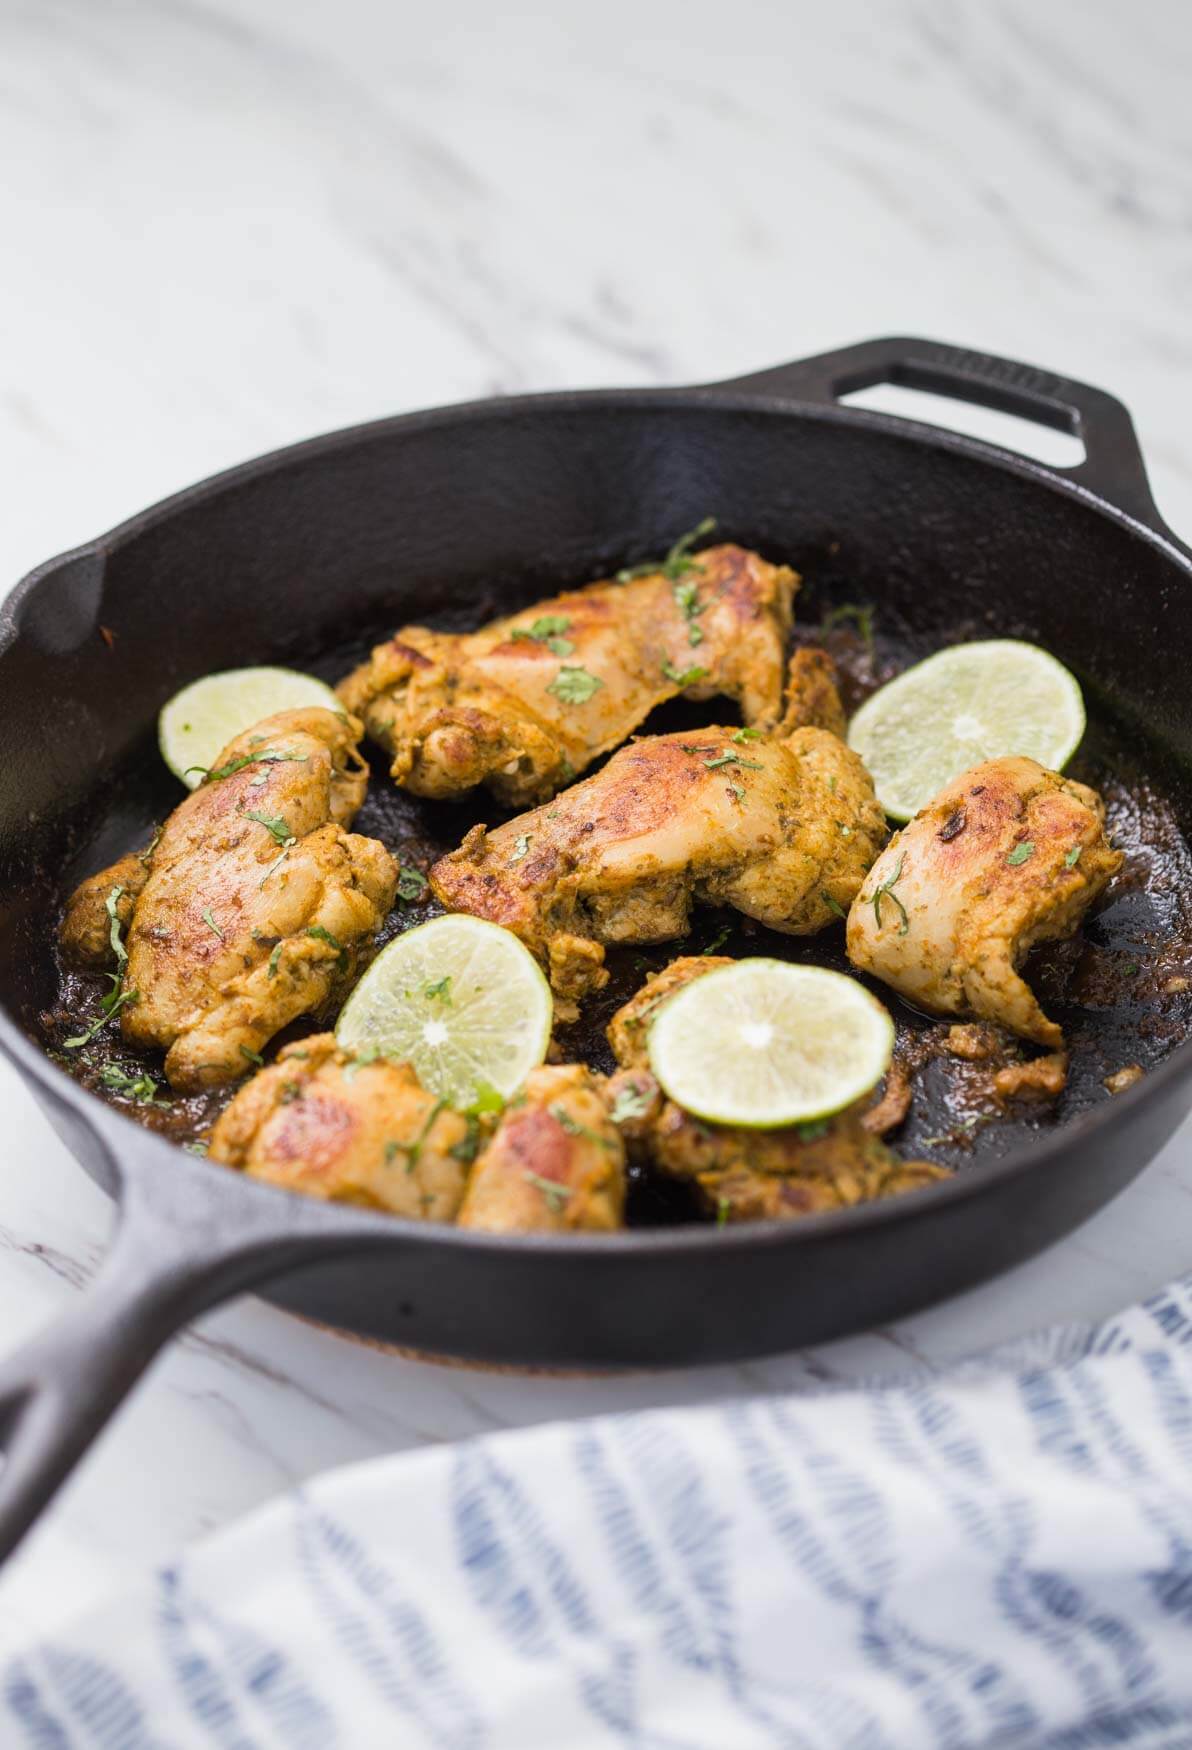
[425,976,452,1003]
[524,1170,572,1214]
[702,923,733,954]
[822,891,846,920]
[343,1043,384,1083]
[63,983,138,1049]
[99,1064,169,1107]
[716,1196,731,1230]
[243,809,294,846]
[267,941,284,978]
[182,1140,209,1156]
[550,1103,616,1149]
[547,665,603,705]
[511,616,574,657]
[727,783,745,805]
[279,1081,301,1105]
[201,907,223,940]
[187,749,308,784]
[610,1081,652,1124]
[1064,845,1083,868]
[796,1118,831,1142]
[306,924,348,972]
[732,727,762,743]
[704,751,764,771]
[871,853,909,935]
[672,576,707,647]
[821,602,875,649]
[106,886,128,966]
[661,659,709,687]
[1006,842,1036,867]
[397,865,428,902]
[449,1115,484,1165]
[239,1045,264,1068]
[617,516,717,584]
[510,833,532,864]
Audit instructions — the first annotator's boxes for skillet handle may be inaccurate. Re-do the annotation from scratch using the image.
[718,336,1176,542]
[0,1156,327,1565]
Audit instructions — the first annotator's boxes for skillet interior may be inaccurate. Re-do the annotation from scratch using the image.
[3,388,1192,1362]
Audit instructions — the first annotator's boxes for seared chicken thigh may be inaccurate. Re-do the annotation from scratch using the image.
[339,544,797,806]
[61,709,398,1091]
[431,718,885,1014]
[847,756,1122,1047]
[457,1064,626,1233]
[607,959,945,1220]
[212,1046,626,1230]
[209,1034,472,1218]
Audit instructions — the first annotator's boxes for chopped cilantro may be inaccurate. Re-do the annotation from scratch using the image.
[616,516,717,584]
[524,1170,572,1214]
[1064,845,1083,868]
[243,809,294,846]
[201,907,223,940]
[547,665,603,705]
[396,865,428,902]
[1006,842,1036,867]
[661,659,710,687]
[239,1044,265,1067]
[610,1080,652,1124]
[871,852,909,935]
[510,833,532,864]
[425,976,452,1003]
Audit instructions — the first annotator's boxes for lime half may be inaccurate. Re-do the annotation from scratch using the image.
[159,666,343,788]
[847,639,1085,822]
[336,915,553,1106]
[647,958,893,1129]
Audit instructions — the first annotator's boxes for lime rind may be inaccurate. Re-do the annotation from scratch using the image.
[647,958,894,1130]
[159,666,343,788]
[847,639,1085,822]
[335,915,553,1106]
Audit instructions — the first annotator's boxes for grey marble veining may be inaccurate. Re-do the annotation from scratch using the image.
[1,0,1190,1648]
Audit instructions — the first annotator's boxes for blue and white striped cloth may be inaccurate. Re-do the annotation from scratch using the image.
[7,1279,1192,1749]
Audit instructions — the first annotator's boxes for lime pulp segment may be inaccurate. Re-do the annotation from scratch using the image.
[647,958,894,1130]
[159,666,343,788]
[335,915,553,1106]
[846,639,1085,822]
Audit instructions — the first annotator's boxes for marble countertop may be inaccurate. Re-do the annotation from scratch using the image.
[2,0,1191,1649]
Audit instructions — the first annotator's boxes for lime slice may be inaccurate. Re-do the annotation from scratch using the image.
[159,666,343,788]
[647,958,893,1129]
[847,639,1085,822]
[335,916,553,1105]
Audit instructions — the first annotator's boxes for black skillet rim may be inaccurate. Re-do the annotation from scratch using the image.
[2,379,1189,1262]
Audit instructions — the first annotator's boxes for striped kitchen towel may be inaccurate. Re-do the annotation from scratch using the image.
[6,1278,1192,1749]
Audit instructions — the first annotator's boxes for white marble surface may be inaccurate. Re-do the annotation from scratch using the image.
[2,0,1192,1652]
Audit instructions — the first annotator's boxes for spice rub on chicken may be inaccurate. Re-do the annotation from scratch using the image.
[338,541,797,807]
[605,958,946,1221]
[211,1044,626,1231]
[60,708,397,1092]
[430,684,885,1017]
[847,756,1122,1048]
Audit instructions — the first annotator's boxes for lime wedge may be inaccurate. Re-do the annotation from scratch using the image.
[159,666,343,788]
[335,915,553,1105]
[647,958,893,1129]
[847,640,1085,822]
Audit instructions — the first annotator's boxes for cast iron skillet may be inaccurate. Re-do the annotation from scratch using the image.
[0,335,1190,1563]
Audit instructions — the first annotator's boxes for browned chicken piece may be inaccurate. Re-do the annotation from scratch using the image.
[605,959,947,1223]
[457,1064,626,1233]
[60,850,152,966]
[208,1034,472,1218]
[780,646,848,738]
[847,756,1123,1048]
[338,544,797,806]
[431,724,884,1017]
[60,708,398,1092]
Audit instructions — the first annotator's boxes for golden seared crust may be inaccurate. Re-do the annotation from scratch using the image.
[847,756,1123,1047]
[780,646,848,738]
[337,546,798,806]
[61,708,397,1093]
[605,962,947,1223]
[457,1064,626,1233]
[60,850,150,966]
[431,724,885,1010]
[209,1035,472,1218]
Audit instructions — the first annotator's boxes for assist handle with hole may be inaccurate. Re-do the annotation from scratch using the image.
[718,336,1175,543]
